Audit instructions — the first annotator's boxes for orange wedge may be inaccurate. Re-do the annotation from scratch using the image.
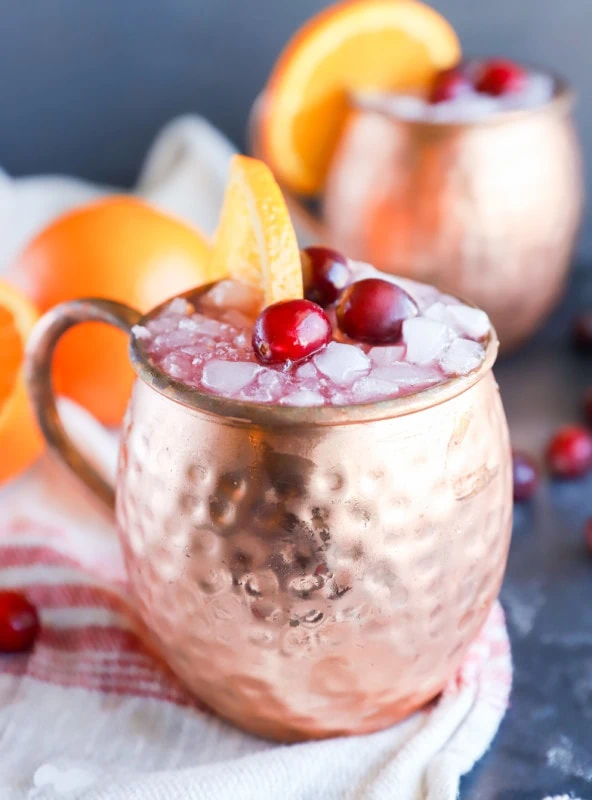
[210,155,303,304]
[262,0,461,195]
[0,281,43,485]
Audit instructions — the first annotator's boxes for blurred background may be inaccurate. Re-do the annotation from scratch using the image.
[1,0,591,257]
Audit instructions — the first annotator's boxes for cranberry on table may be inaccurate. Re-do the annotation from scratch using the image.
[546,425,592,479]
[476,59,526,96]
[0,590,40,653]
[429,67,472,104]
[573,312,592,353]
[336,278,418,344]
[512,451,539,502]
[252,299,332,365]
[301,246,350,308]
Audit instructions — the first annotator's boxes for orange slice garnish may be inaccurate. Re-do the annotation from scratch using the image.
[262,0,460,195]
[0,280,43,484]
[210,155,303,304]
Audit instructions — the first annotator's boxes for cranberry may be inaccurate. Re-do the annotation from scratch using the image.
[546,425,592,479]
[252,299,331,364]
[336,278,418,344]
[475,59,526,97]
[0,590,39,653]
[301,246,350,308]
[584,389,592,426]
[585,519,592,555]
[512,451,539,502]
[573,312,592,353]
[429,67,472,103]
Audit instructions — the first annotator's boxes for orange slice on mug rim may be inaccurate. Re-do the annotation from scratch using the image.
[262,0,461,195]
[209,155,303,304]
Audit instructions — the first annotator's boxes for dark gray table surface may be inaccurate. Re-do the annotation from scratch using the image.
[460,263,592,800]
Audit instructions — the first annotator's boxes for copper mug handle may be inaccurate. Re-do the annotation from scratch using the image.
[25,298,142,513]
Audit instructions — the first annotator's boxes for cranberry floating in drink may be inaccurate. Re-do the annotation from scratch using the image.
[336,278,418,344]
[429,66,472,104]
[475,59,527,97]
[301,246,350,307]
[252,299,331,364]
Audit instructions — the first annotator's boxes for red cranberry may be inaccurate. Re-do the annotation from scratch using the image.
[512,451,539,502]
[252,299,331,364]
[573,312,592,353]
[336,278,418,344]
[546,425,592,479]
[301,246,350,308]
[584,389,592,426]
[0,590,39,653]
[429,67,472,103]
[476,59,526,96]
[585,519,592,555]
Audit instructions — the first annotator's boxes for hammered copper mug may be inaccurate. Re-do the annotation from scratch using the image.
[26,286,512,742]
[253,76,583,351]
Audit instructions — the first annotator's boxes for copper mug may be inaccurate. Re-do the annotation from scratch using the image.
[253,77,583,351]
[26,287,512,741]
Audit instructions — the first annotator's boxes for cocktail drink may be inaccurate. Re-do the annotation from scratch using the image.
[254,0,583,351]
[27,156,512,741]
[137,260,490,407]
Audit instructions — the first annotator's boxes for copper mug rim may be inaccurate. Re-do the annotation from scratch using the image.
[350,66,575,130]
[130,282,499,428]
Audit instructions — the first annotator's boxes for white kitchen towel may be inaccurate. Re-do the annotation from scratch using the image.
[0,115,513,799]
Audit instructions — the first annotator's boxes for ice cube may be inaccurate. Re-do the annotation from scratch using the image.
[280,389,325,407]
[445,305,490,340]
[153,327,200,350]
[348,260,380,282]
[314,342,371,385]
[350,377,400,402]
[247,368,287,401]
[368,345,406,367]
[166,297,192,315]
[360,92,426,121]
[295,361,318,380]
[161,352,195,382]
[372,362,441,388]
[439,339,485,377]
[221,309,254,330]
[202,360,261,395]
[200,279,263,319]
[131,324,151,340]
[403,318,454,365]
[502,73,554,111]
[189,313,229,338]
[435,93,498,122]
[424,302,449,324]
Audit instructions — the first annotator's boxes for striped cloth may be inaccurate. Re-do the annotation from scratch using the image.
[0,515,512,800]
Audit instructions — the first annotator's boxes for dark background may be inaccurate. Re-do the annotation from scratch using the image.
[1,0,590,254]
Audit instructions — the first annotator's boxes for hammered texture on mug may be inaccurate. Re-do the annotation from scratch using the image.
[116,370,512,742]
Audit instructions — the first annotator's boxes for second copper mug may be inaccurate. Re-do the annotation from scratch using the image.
[254,76,583,351]
[26,287,512,742]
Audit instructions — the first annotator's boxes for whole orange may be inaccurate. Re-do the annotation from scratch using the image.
[10,196,212,426]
